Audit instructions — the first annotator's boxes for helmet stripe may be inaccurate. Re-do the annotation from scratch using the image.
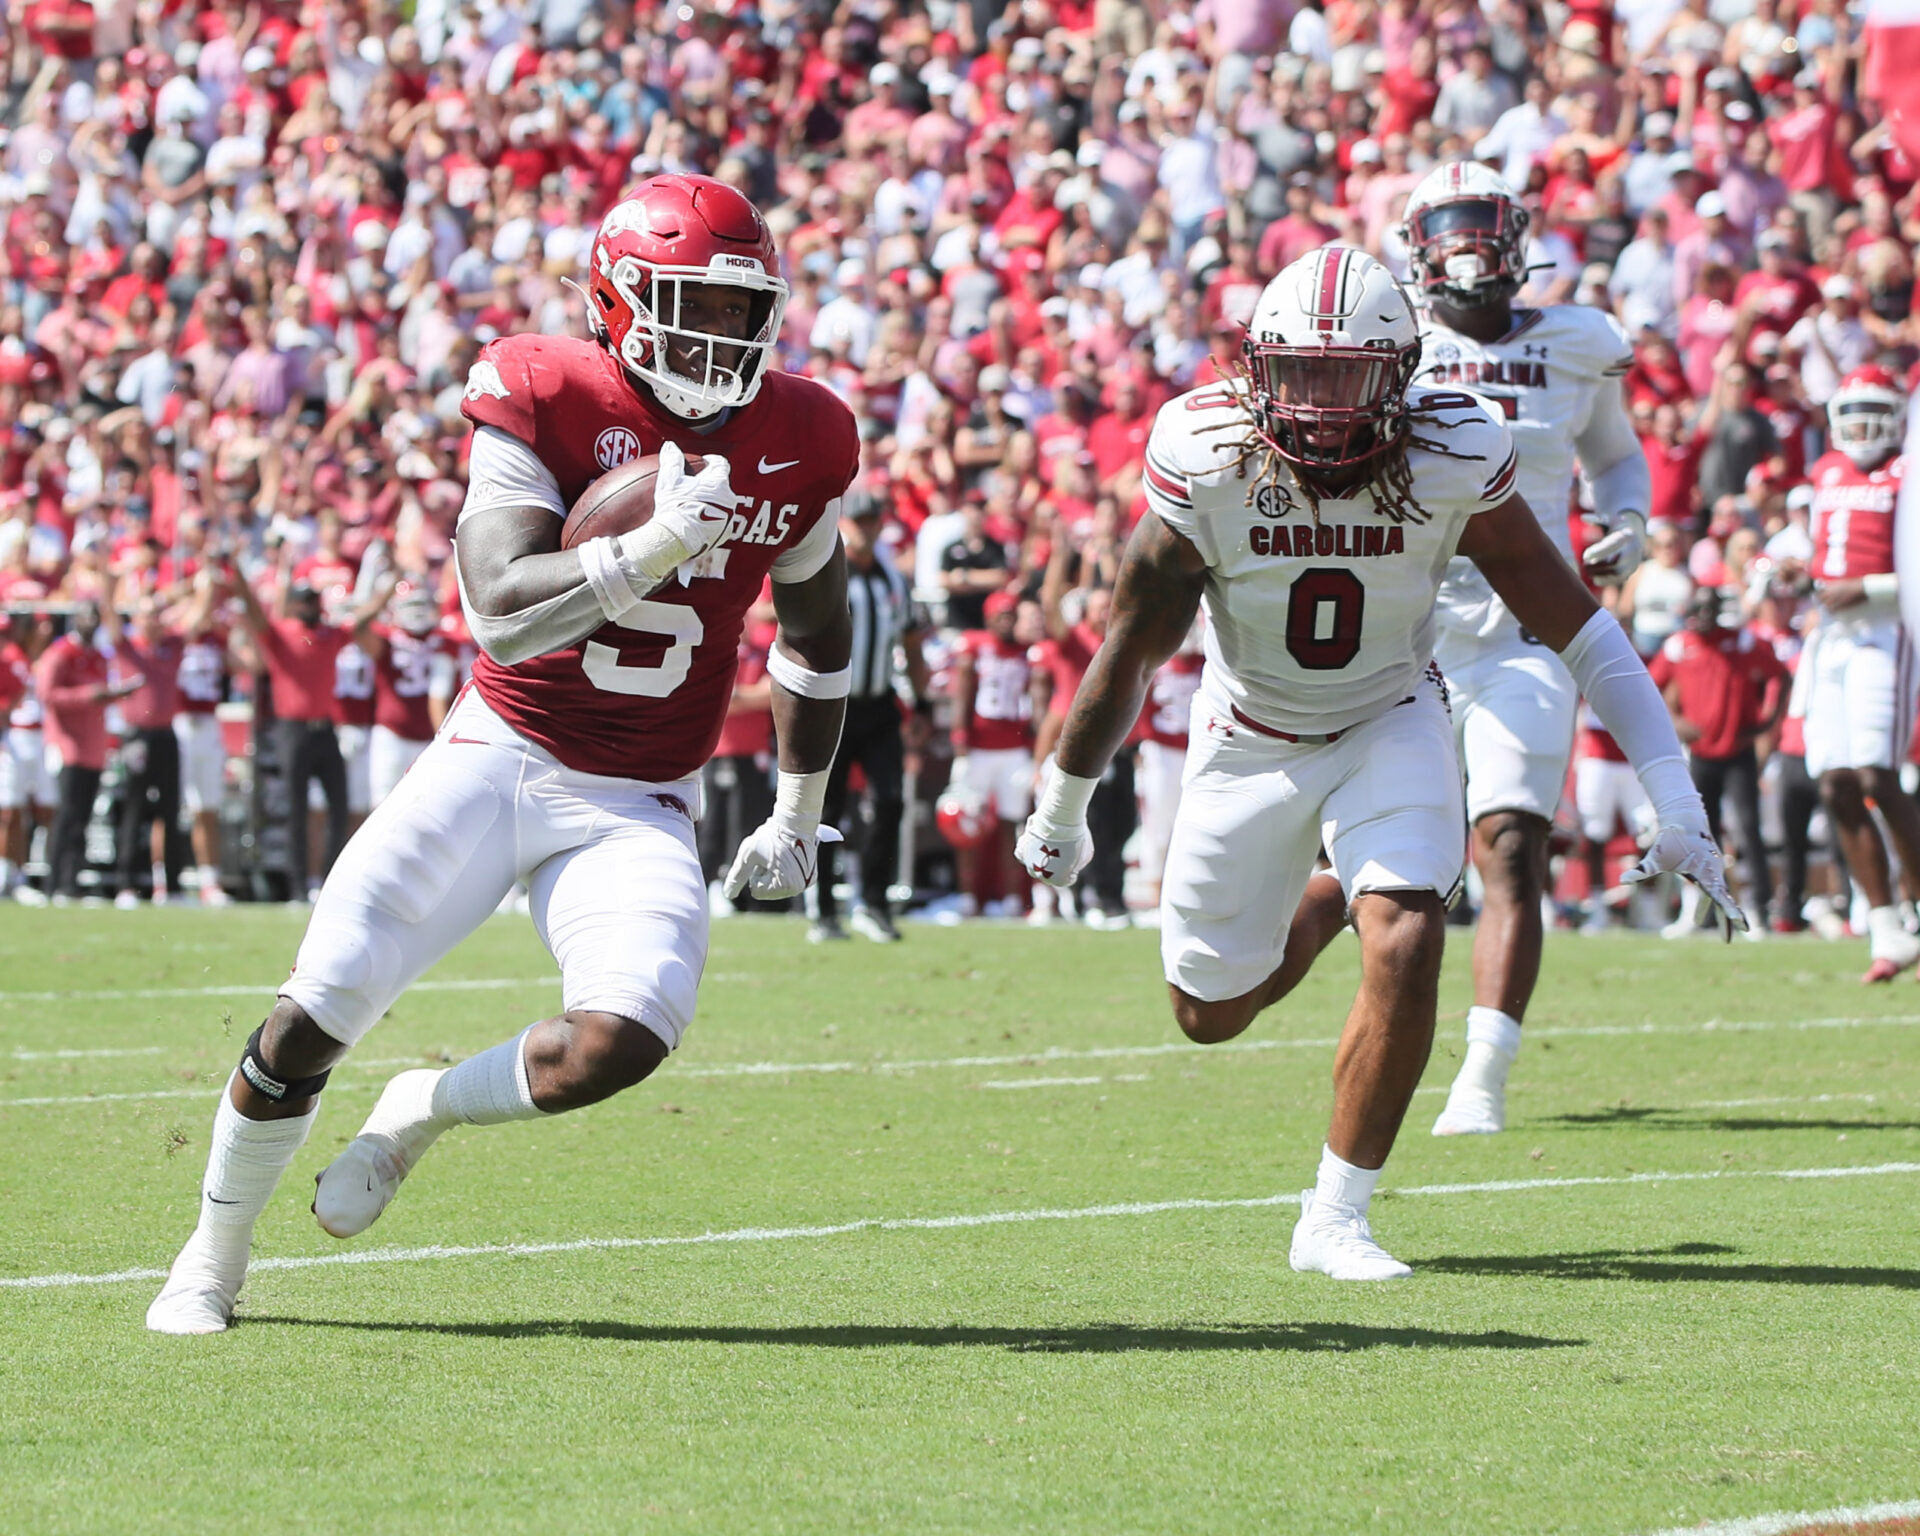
[1316,247,1346,331]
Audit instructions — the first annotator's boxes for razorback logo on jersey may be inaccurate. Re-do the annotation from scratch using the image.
[1250,523,1407,558]
[464,360,511,401]
[1425,359,1548,390]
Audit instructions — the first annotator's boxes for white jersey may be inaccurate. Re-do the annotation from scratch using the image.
[1143,381,1517,737]
[1415,304,1633,646]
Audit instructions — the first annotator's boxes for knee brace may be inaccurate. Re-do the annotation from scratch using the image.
[239,1023,334,1103]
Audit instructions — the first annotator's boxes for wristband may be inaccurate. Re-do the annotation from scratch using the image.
[1864,573,1899,603]
[766,647,852,699]
[1035,765,1099,826]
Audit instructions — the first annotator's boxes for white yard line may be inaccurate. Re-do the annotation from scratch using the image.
[0,1083,372,1108]
[979,1076,1106,1090]
[5,1160,1916,1293]
[10,1046,167,1060]
[0,977,557,1004]
[1639,1498,1920,1535]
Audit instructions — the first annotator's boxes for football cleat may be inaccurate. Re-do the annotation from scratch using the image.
[146,1229,247,1335]
[1290,1193,1412,1280]
[312,1070,446,1238]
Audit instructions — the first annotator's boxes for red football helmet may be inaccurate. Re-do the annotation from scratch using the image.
[1827,365,1905,469]
[935,784,994,851]
[585,174,788,421]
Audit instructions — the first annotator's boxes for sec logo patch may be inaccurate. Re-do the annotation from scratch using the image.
[595,427,641,469]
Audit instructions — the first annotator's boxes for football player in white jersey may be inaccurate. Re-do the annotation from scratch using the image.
[1018,248,1737,1280]
[1399,163,1654,1137]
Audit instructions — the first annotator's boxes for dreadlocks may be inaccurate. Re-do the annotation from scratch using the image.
[1196,367,1489,529]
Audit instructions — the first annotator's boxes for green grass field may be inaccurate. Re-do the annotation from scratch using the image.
[2,907,1917,1535]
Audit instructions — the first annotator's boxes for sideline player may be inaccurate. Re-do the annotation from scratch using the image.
[1801,368,1920,980]
[349,575,459,807]
[1398,164,1652,1135]
[1018,248,1738,1280]
[148,175,859,1333]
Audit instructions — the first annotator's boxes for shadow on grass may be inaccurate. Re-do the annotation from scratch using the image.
[1540,1107,1920,1133]
[240,1316,1586,1353]
[1421,1241,1920,1290]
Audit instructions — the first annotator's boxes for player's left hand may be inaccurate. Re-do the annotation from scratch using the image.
[724,817,842,903]
[1623,824,1748,940]
[1581,511,1646,587]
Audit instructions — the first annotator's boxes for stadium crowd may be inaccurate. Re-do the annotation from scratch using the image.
[0,0,1912,934]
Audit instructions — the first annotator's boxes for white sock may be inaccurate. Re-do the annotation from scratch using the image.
[1313,1143,1382,1215]
[1454,1007,1522,1098]
[198,863,218,889]
[189,1079,318,1266]
[1867,904,1909,958]
[430,1029,545,1125]
[0,858,14,889]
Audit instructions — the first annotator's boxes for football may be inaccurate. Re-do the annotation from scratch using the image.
[560,452,704,549]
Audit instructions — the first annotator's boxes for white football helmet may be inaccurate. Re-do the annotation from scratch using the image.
[1827,366,1905,468]
[389,579,439,637]
[1245,246,1421,471]
[1400,161,1530,309]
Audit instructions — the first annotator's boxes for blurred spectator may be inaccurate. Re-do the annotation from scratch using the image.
[35,602,138,901]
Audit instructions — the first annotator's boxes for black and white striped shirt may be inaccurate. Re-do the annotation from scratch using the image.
[846,555,911,702]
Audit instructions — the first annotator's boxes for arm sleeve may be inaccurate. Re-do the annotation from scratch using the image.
[458,425,566,525]
[770,496,844,583]
[1575,382,1652,523]
[1560,609,1704,832]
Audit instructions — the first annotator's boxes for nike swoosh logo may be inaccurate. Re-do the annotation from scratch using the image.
[447,733,489,746]
[206,1195,240,1205]
[757,456,800,474]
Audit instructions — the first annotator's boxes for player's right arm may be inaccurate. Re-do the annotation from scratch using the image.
[455,427,736,667]
[1017,512,1205,886]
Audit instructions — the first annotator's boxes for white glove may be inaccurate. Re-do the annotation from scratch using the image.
[617,440,737,586]
[948,754,971,791]
[1623,823,1748,940]
[1016,810,1092,889]
[1581,511,1647,587]
[724,813,842,902]
[1017,764,1099,888]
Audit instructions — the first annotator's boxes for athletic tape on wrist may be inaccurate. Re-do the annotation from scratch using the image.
[578,535,645,622]
[239,1024,333,1103]
[1037,767,1100,825]
[766,647,852,699]
[774,766,831,828]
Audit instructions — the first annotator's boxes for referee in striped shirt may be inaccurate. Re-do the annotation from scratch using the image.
[815,490,928,943]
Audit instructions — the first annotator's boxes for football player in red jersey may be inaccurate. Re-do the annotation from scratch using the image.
[349,575,461,808]
[149,175,859,1334]
[1800,368,1920,980]
[948,588,1035,915]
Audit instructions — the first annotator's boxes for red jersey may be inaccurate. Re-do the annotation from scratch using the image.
[1142,652,1204,749]
[259,618,349,723]
[0,640,28,720]
[333,641,376,728]
[372,626,450,742]
[955,630,1032,751]
[460,335,858,782]
[713,641,773,759]
[114,634,183,730]
[35,635,110,771]
[294,553,359,621]
[1577,704,1628,763]
[1810,451,1904,580]
[176,631,228,716]
[1649,627,1789,760]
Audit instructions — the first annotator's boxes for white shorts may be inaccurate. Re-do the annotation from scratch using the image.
[369,724,429,807]
[174,713,226,815]
[283,689,708,1054]
[1161,680,1464,1003]
[1136,737,1186,884]
[1574,756,1649,844]
[1437,630,1577,824]
[0,727,53,810]
[960,746,1034,821]
[1803,619,1917,778]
